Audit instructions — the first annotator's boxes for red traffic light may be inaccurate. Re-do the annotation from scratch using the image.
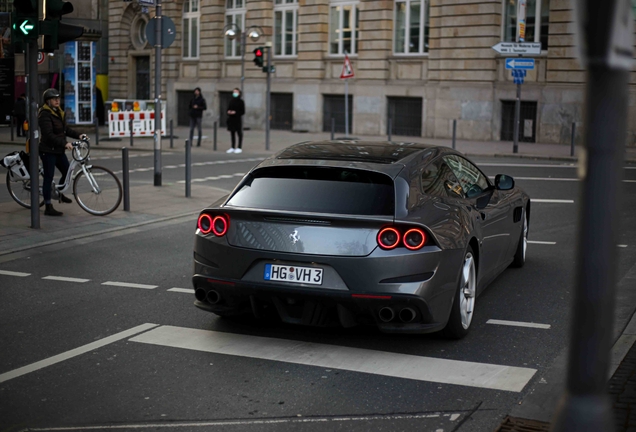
[253,47,264,67]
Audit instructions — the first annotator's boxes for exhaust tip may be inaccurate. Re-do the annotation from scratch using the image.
[378,307,395,323]
[206,290,221,304]
[195,288,207,302]
[399,307,417,323]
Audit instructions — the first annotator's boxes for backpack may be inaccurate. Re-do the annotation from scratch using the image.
[1,151,30,181]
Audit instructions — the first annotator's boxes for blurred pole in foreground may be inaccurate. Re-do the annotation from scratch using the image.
[551,0,632,431]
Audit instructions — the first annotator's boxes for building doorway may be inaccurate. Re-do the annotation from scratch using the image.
[271,93,293,130]
[387,97,423,137]
[135,56,150,100]
[500,100,537,142]
[323,94,353,134]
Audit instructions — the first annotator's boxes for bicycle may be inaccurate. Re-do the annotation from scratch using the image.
[6,139,123,216]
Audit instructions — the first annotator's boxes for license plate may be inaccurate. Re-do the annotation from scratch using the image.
[264,264,324,285]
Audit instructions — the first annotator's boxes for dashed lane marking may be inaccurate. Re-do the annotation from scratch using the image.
[0,323,158,384]
[112,157,263,176]
[481,163,577,168]
[177,172,245,183]
[168,288,193,293]
[532,199,574,203]
[18,412,463,430]
[130,325,537,392]
[486,319,551,329]
[0,270,31,277]
[618,244,628,248]
[42,276,90,283]
[101,281,158,290]
[527,241,556,245]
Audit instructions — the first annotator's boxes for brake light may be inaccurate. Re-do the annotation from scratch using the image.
[403,228,426,250]
[212,215,229,236]
[198,214,213,234]
[377,227,400,249]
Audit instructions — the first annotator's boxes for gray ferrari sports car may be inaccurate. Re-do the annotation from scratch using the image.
[192,141,530,338]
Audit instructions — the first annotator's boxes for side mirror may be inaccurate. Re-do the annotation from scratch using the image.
[495,174,514,191]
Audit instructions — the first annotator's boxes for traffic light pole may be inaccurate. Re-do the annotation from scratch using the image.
[153,0,163,187]
[265,45,271,151]
[27,40,40,229]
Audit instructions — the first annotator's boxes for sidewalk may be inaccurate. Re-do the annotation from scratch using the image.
[2,123,636,162]
[1,123,636,431]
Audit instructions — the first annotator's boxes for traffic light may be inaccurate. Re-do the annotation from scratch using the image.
[253,47,264,68]
[12,0,38,46]
[40,0,84,52]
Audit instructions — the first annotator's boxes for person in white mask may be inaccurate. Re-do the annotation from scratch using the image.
[226,88,245,153]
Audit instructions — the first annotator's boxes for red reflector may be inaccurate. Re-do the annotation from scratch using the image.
[351,294,392,300]
[206,278,235,286]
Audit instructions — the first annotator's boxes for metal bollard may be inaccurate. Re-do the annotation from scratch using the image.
[388,118,392,142]
[213,121,217,151]
[331,118,335,140]
[94,118,99,146]
[10,116,14,141]
[129,118,134,147]
[170,119,174,149]
[570,122,576,157]
[452,119,457,150]
[185,139,191,198]
[122,147,130,211]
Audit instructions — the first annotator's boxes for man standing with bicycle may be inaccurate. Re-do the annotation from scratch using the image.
[38,88,87,216]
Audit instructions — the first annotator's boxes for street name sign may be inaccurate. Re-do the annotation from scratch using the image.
[505,58,535,70]
[492,42,541,55]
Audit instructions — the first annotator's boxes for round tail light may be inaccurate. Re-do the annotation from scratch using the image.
[377,227,400,249]
[212,215,229,236]
[403,228,426,250]
[198,214,213,234]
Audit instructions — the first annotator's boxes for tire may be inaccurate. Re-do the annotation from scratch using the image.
[442,246,477,339]
[6,171,44,209]
[511,210,528,268]
[73,166,122,216]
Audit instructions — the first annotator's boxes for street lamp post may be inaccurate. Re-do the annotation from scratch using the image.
[223,24,264,95]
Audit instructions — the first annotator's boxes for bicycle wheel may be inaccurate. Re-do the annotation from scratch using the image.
[6,171,44,209]
[73,166,122,216]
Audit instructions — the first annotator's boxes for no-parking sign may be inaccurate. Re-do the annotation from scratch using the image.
[37,52,45,65]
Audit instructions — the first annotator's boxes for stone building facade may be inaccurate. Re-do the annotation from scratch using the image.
[106,0,636,145]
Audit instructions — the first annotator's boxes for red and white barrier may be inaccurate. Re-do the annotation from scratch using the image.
[108,110,167,138]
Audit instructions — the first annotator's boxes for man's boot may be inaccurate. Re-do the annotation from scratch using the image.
[59,193,72,203]
[44,204,63,216]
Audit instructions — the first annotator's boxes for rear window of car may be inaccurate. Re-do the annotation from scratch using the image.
[226,166,395,216]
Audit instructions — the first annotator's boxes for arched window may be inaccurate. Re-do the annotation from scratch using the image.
[394,0,429,54]
[502,0,549,49]
[183,0,200,59]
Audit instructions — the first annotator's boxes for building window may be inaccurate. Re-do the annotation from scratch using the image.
[226,0,245,58]
[183,0,200,59]
[131,16,148,50]
[329,2,359,55]
[503,0,549,49]
[274,0,298,57]
[394,0,429,54]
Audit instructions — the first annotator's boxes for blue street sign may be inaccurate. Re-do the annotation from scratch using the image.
[505,58,535,70]
[511,70,527,78]
[513,77,525,85]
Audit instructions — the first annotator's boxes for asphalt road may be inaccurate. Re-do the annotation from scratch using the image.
[1,149,635,432]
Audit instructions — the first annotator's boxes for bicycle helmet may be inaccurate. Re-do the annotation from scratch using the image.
[42,88,60,103]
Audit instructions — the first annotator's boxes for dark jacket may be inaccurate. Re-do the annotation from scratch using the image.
[227,97,245,132]
[38,104,81,154]
[13,97,26,118]
[189,95,207,119]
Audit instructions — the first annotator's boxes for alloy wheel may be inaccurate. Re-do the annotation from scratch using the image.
[459,252,476,329]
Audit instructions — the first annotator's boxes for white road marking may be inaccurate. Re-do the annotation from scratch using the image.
[112,158,263,175]
[102,281,158,290]
[0,270,31,277]
[532,199,574,203]
[21,412,460,430]
[0,323,158,384]
[481,163,576,168]
[527,241,556,245]
[493,176,636,183]
[168,288,193,293]
[130,326,537,392]
[42,276,90,283]
[486,319,551,329]
[179,172,245,184]
[618,244,628,248]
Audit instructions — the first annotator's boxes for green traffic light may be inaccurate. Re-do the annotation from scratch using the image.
[20,20,35,35]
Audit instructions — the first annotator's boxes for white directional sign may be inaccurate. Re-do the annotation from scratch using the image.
[505,58,535,70]
[492,42,541,55]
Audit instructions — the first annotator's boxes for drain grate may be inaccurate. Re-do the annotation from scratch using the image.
[495,416,551,432]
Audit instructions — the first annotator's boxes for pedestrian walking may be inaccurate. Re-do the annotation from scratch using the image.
[13,94,26,137]
[38,88,87,216]
[188,87,207,147]
[226,88,245,154]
